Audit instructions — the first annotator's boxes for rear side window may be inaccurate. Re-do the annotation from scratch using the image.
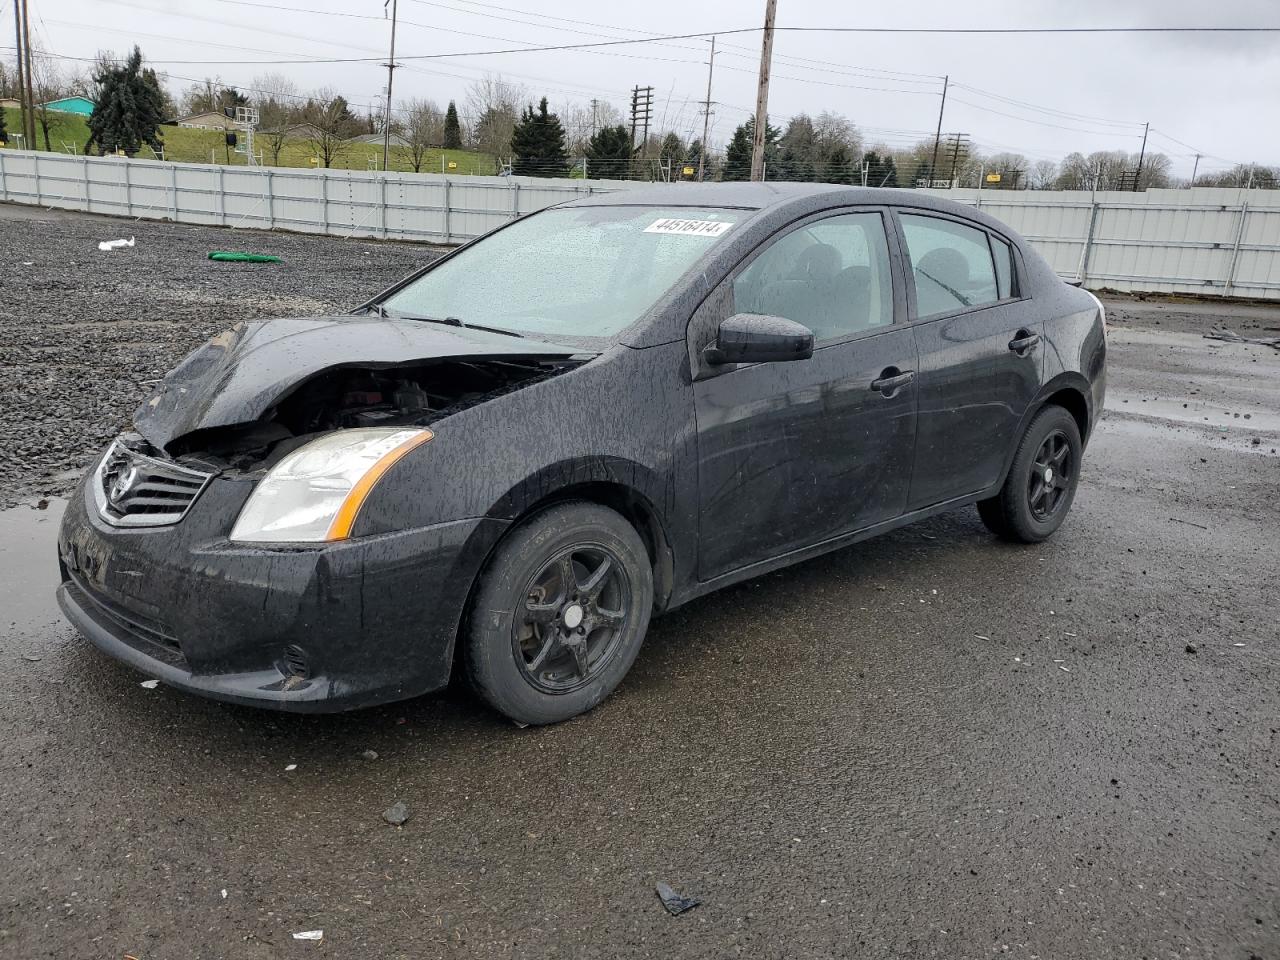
[900,214,999,317]
[991,235,1015,299]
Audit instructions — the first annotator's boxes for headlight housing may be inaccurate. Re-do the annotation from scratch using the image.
[229,428,433,543]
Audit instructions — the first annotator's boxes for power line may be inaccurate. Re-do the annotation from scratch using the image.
[948,97,1147,137]
[29,21,1280,67]
[950,82,1141,127]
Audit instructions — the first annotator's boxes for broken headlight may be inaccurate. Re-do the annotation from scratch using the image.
[229,428,433,543]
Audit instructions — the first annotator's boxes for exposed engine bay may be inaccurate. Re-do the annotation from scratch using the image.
[162,357,580,471]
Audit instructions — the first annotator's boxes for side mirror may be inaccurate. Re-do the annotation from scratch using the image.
[703,313,814,365]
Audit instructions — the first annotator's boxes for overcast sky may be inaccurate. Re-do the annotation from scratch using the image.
[22,0,1280,177]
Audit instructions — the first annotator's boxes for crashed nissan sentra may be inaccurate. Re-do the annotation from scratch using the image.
[57,183,1106,725]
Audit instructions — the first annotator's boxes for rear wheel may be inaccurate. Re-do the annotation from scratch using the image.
[978,405,1082,543]
[464,502,653,725]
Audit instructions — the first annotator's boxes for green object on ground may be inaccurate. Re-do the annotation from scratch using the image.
[208,251,282,263]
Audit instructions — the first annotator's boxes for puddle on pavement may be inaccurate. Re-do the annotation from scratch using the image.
[1100,414,1280,457]
[0,498,67,634]
[1106,390,1280,432]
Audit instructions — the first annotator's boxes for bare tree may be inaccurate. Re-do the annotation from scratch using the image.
[561,99,622,155]
[402,97,443,172]
[28,47,67,151]
[812,110,860,159]
[302,88,360,168]
[465,73,524,162]
[0,58,16,99]
[251,72,300,166]
[1030,159,1059,189]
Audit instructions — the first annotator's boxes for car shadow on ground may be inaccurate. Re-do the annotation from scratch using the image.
[53,506,998,768]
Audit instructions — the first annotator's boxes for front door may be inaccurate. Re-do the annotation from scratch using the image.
[895,212,1044,508]
[693,210,918,581]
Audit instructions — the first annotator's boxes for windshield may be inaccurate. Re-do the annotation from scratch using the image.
[381,206,744,342]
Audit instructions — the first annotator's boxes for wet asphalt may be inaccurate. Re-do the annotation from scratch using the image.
[1,206,1279,959]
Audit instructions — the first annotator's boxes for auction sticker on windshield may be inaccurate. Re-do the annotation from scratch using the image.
[643,218,735,237]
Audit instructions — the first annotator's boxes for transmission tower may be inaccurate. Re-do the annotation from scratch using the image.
[945,133,970,187]
[630,85,654,162]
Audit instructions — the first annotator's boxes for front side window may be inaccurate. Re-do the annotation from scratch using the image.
[900,214,1000,317]
[732,212,894,343]
[382,206,744,343]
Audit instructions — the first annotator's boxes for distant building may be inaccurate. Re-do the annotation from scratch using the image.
[171,111,237,131]
[0,97,21,110]
[43,96,95,116]
[350,131,411,148]
[282,122,327,142]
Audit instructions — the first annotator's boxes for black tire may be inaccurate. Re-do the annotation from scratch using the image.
[977,405,1083,543]
[463,501,653,725]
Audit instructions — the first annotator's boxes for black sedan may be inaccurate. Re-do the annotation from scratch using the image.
[57,183,1106,725]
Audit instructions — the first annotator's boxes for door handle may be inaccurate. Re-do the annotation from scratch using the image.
[1008,331,1041,354]
[871,369,915,395]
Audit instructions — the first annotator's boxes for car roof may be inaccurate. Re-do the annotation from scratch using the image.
[563,181,1005,226]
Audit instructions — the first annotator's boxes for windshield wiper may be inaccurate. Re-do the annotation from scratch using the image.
[408,313,525,339]
[367,305,524,338]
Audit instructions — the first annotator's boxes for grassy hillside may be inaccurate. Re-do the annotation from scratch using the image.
[1,107,497,175]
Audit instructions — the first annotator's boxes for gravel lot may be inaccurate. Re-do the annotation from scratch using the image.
[0,204,442,508]
[1,203,1278,959]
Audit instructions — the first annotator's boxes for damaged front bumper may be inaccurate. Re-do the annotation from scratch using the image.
[57,472,506,712]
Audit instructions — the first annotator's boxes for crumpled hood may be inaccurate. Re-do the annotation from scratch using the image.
[134,315,576,450]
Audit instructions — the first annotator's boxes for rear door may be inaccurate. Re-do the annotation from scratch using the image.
[692,209,918,580]
[894,211,1042,509]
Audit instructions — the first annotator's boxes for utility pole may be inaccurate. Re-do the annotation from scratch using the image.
[590,98,599,137]
[1190,153,1201,188]
[749,0,777,182]
[1133,120,1149,192]
[11,0,28,149]
[381,0,399,173]
[697,35,716,182]
[928,75,949,187]
[20,0,37,148]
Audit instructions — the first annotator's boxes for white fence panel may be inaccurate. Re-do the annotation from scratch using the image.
[3,150,1280,298]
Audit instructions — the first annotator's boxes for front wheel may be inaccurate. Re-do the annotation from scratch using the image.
[978,405,1083,543]
[463,502,653,725]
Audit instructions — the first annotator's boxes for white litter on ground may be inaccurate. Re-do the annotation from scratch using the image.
[292,930,323,941]
[139,679,159,689]
[98,237,136,251]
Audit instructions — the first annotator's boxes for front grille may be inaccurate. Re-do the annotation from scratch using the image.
[64,576,188,667]
[93,439,212,527]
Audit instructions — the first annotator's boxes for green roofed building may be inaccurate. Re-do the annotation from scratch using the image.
[43,96,96,117]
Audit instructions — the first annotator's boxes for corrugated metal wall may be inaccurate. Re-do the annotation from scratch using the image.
[925,187,1280,298]
[3,150,1278,299]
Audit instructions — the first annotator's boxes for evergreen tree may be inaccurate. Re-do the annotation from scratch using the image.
[659,131,685,161]
[142,67,176,120]
[863,151,900,188]
[510,96,568,177]
[777,115,817,182]
[86,46,165,157]
[823,144,856,185]
[0,105,7,145]
[443,100,462,149]
[721,117,780,181]
[584,124,631,179]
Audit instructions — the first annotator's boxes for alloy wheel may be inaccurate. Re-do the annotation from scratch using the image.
[1028,429,1073,521]
[512,545,631,694]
